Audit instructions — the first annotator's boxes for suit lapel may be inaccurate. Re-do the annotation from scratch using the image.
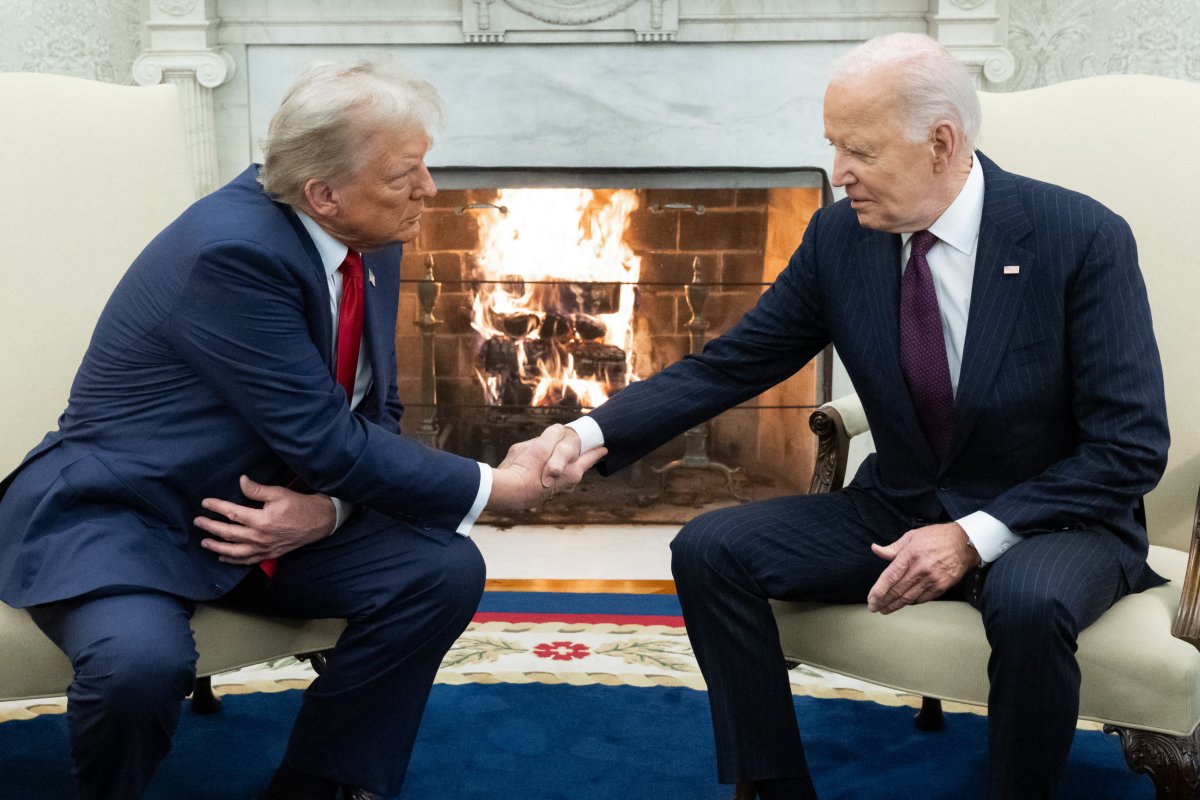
[279,203,337,371]
[946,157,1035,464]
[359,250,390,417]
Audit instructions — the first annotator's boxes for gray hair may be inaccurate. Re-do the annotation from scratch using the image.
[830,33,980,151]
[258,61,444,206]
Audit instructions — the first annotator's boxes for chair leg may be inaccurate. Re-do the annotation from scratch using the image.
[914,696,945,731]
[1104,724,1200,799]
[189,675,221,715]
[299,650,329,674]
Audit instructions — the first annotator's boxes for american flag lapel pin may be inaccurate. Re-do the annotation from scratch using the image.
[368,269,376,287]
[1003,265,1020,275]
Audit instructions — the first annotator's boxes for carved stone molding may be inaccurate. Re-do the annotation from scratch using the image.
[927,0,1017,88]
[156,0,200,15]
[463,0,678,42]
[946,45,1017,86]
[132,49,235,90]
[505,0,638,25]
[132,49,234,195]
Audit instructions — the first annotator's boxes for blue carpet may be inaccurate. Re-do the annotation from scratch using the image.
[0,682,1151,799]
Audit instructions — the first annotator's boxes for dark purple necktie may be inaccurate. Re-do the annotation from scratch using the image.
[899,230,954,458]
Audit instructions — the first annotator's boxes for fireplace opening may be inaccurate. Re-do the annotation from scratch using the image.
[396,168,831,524]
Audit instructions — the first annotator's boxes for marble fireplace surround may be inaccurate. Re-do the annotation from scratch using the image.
[136,0,1014,195]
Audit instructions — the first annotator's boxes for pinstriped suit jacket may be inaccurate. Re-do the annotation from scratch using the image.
[590,152,1169,586]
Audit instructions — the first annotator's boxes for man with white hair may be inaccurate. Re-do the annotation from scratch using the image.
[545,32,1168,798]
[0,62,598,799]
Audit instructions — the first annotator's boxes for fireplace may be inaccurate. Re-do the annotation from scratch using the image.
[173,0,1016,522]
[394,168,830,522]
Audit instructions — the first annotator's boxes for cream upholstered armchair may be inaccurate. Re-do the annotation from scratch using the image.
[774,75,1200,799]
[0,74,344,711]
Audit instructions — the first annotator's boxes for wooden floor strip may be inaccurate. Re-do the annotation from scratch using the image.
[484,578,677,594]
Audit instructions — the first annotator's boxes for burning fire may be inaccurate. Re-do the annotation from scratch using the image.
[470,188,641,410]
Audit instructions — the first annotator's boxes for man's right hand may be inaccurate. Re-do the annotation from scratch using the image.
[487,425,606,512]
[542,426,595,491]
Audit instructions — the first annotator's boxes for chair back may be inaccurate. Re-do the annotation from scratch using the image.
[978,76,1200,552]
[0,73,195,472]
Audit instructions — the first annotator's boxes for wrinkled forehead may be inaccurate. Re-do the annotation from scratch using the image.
[823,74,906,138]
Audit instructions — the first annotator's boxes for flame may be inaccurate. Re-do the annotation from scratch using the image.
[470,188,641,409]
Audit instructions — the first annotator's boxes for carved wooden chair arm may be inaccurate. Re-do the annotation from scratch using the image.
[1170,486,1200,648]
[807,393,868,495]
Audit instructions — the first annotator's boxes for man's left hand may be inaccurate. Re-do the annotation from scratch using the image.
[866,522,981,614]
[195,475,337,565]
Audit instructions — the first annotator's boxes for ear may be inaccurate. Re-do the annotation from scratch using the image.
[929,121,960,173]
[301,179,339,218]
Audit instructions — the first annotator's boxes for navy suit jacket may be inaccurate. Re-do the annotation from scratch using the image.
[589,153,1169,586]
[0,166,480,607]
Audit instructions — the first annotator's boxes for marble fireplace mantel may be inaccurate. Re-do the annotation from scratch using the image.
[135,0,1014,195]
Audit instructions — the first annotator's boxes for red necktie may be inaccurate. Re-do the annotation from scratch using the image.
[899,230,954,458]
[335,250,365,402]
[260,250,364,580]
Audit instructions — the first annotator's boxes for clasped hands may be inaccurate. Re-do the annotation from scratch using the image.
[866,522,982,614]
[486,424,606,512]
[196,425,606,565]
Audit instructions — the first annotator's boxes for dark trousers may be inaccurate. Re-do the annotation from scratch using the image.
[29,511,486,800]
[669,488,1129,800]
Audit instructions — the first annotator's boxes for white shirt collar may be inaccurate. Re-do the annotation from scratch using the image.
[901,154,985,256]
[294,210,351,280]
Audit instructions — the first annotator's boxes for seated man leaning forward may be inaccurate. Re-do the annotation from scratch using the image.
[543,32,1169,800]
[0,62,600,800]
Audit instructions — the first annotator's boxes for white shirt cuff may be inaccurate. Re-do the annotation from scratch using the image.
[958,511,1024,564]
[566,416,605,452]
[329,497,353,532]
[456,462,492,536]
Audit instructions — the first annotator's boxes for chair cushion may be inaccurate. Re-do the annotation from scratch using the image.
[772,545,1198,736]
[0,601,345,703]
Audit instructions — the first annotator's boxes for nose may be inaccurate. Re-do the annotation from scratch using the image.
[414,163,437,199]
[830,151,854,188]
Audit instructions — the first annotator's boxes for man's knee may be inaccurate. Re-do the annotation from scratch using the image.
[391,537,486,622]
[437,539,486,616]
[982,579,1077,649]
[73,635,197,717]
[671,508,747,581]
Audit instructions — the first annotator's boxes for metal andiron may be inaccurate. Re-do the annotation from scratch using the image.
[415,255,441,448]
[639,256,747,505]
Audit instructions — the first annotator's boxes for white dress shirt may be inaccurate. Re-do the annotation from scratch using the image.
[569,155,1023,563]
[295,212,491,536]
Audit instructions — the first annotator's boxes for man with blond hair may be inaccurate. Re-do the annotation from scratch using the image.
[0,62,597,800]
[546,33,1168,799]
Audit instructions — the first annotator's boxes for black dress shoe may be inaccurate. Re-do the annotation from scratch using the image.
[733,777,816,800]
[340,787,385,800]
[733,781,758,800]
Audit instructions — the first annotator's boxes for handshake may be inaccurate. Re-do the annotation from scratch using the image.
[485,424,607,512]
